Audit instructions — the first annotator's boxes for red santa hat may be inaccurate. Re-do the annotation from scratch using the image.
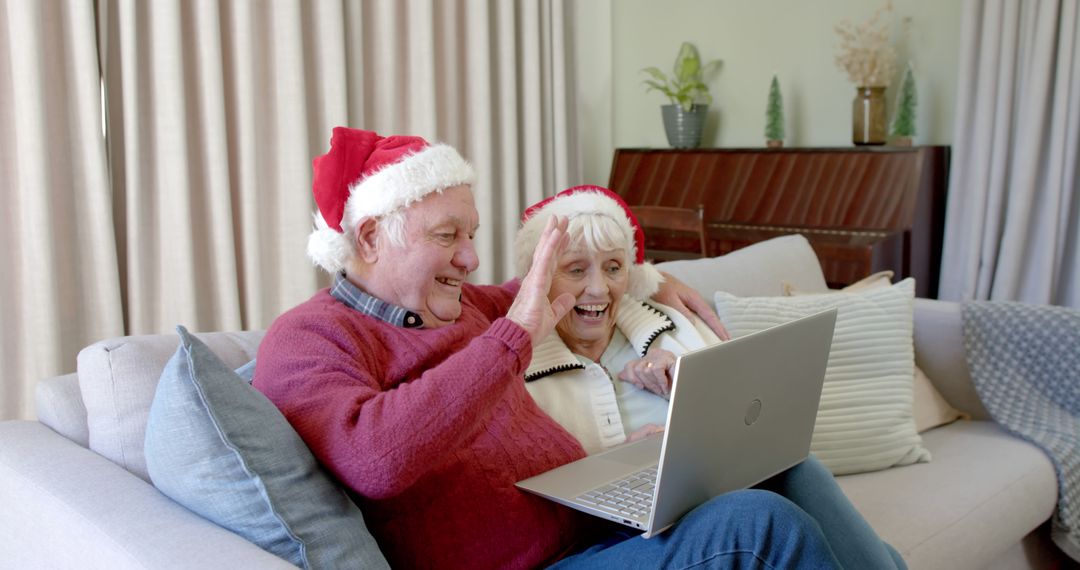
[306,127,475,273]
[515,185,664,300]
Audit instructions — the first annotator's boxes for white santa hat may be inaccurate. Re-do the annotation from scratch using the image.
[515,185,664,300]
[306,127,475,273]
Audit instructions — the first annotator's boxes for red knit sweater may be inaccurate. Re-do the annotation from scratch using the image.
[253,283,590,569]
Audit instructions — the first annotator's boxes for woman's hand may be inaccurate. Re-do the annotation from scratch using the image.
[506,216,576,346]
[618,347,677,397]
[626,423,665,443]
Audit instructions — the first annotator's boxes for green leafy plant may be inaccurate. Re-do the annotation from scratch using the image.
[642,42,722,112]
[890,62,917,138]
[765,74,785,142]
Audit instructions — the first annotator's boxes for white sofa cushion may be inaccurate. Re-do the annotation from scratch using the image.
[656,234,829,298]
[839,420,1058,568]
[77,330,264,481]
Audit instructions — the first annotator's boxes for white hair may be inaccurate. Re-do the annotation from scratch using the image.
[376,209,407,249]
[519,213,631,275]
[514,192,664,300]
[305,206,410,273]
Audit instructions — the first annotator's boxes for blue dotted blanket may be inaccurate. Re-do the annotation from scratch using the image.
[962,301,1080,562]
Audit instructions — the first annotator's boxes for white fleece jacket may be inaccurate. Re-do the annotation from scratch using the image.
[524,298,722,455]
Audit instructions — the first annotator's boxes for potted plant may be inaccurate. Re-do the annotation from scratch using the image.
[642,42,721,148]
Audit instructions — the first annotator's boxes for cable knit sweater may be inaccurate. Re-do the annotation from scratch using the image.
[253,283,590,569]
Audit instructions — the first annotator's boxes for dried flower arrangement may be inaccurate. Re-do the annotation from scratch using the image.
[834,1,898,87]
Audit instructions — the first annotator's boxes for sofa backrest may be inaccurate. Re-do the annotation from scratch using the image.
[656,234,829,299]
[77,330,265,481]
[59,234,828,481]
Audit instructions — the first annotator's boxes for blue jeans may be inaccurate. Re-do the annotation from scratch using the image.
[551,488,841,569]
[552,456,905,569]
[757,455,905,569]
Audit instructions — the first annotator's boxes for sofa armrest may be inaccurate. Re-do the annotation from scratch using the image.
[35,373,89,448]
[0,421,292,569]
[912,298,991,421]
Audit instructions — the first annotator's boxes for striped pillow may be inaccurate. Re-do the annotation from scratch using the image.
[714,278,930,475]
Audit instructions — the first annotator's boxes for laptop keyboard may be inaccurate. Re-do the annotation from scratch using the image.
[575,466,657,519]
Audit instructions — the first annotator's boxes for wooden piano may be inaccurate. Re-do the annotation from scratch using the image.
[607,146,950,298]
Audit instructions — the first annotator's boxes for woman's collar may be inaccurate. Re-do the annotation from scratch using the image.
[615,298,676,357]
[524,332,584,382]
[523,296,674,381]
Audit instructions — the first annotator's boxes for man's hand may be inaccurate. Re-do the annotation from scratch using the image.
[619,347,677,397]
[506,216,576,345]
[653,272,731,341]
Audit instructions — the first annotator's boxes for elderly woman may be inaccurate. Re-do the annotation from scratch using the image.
[516,185,906,570]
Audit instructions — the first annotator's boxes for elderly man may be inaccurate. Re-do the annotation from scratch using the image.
[254,127,841,569]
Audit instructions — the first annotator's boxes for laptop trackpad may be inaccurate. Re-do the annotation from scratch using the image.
[595,434,663,466]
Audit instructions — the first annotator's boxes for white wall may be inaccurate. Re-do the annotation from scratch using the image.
[571,0,614,187]
[575,0,963,185]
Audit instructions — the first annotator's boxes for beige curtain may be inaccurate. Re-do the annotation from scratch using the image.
[1,0,578,421]
[939,0,1080,307]
[98,0,324,334]
[0,0,125,420]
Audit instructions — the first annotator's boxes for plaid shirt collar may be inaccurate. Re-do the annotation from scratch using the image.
[330,272,424,329]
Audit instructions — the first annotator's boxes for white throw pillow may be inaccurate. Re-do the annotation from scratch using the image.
[714,278,931,475]
[783,272,966,433]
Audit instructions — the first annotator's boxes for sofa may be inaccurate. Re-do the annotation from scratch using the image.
[0,235,1066,569]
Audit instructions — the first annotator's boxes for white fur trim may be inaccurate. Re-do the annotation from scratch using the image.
[307,213,354,273]
[307,143,474,274]
[628,262,664,300]
[342,144,474,229]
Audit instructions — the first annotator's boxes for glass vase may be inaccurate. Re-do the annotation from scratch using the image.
[852,86,887,145]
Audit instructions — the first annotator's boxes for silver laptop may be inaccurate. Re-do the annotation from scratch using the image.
[516,308,837,538]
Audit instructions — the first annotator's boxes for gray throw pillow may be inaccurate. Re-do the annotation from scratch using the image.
[145,326,388,569]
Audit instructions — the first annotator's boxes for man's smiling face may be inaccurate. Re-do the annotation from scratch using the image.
[371,184,480,328]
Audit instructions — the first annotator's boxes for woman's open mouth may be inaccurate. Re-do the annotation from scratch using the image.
[574,303,609,321]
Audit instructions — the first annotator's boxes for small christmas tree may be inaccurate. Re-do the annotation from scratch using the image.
[765,74,785,147]
[890,62,917,144]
